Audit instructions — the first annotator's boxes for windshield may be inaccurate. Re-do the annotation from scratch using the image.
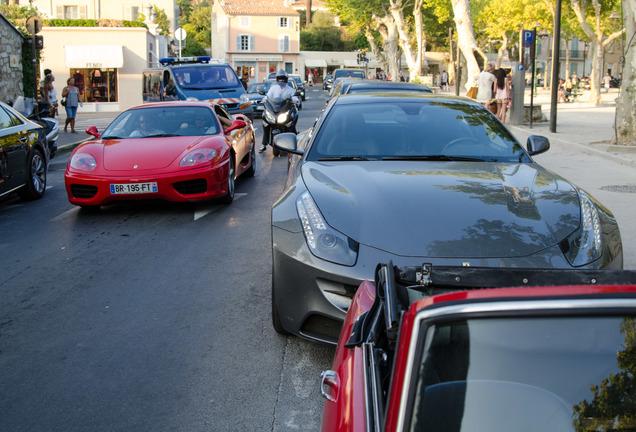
[101,106,220,139]
[307,100,528,163]
[172,65,240,90]
[410,315,636,431]
[334,70,365,79]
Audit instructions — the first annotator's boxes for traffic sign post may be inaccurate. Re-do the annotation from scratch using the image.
[175,27,186,57]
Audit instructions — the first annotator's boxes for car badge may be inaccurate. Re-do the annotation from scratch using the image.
[134,164,138,169]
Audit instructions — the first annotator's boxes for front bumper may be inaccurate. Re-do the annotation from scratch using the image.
[65,161,229,206]
[272,225,622,344]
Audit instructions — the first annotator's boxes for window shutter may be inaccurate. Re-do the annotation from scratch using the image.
[56,6,63,19]
[124,6,131,21]
[249,35,254,51]
[79,5,87,19]
[236,35,241,51]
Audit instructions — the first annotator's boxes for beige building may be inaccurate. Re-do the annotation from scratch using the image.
[17,0,176,112]
[211,0,301,83]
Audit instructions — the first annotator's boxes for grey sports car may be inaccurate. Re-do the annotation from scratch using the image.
[271,93,623,344]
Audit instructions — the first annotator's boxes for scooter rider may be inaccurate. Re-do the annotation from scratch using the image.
[259,70,299,152]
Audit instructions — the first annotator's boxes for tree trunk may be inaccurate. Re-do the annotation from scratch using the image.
[614,0,635,145]
[365,26,389,74]
[306,0,312,25]
[451,0,482,89]
[571,0,625,103]
[372,12,401,81]
[388,0,426,81]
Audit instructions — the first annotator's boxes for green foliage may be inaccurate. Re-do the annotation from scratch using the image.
[21,35,42,99]
[0,4,41,20]
[176,1,211,47]
[43,19,147,28]
[152,5,171,35]
[301,27,355,51]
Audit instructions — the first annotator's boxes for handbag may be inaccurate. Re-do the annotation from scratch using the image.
[466,86,478,99]
[61,97,67,107]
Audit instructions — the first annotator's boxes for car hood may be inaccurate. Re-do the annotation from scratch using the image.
[301,161,581,258]
[99,136,209,171]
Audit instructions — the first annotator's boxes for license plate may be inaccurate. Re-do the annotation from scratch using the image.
[110,182,158,194]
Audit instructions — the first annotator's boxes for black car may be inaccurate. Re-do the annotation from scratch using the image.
[0,101,48,202]
[327,79,432,104]
[271,93,623,344]
[323,74,333,91]
[289,74,306,101]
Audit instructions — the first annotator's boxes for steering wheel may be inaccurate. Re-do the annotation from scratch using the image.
[441,137,482,154]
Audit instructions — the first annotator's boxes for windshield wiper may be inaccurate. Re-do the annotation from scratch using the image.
[317,156,375,161]
[145,133,180,138]
[382,155,486,162]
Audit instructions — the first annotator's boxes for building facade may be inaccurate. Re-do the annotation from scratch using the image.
[0,13,25,103]
[17,0,175,112]
[211,0,301,83]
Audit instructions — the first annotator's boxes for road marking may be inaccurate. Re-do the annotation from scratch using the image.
[50,207,78,222]
[194,193,247,220]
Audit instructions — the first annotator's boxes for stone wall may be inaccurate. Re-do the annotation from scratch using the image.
[0,18,24,103]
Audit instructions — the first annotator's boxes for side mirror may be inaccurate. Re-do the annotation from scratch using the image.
[85,126,100,138]
[224,119,246,134]
[526,135,550,156]
[273,133,303,155]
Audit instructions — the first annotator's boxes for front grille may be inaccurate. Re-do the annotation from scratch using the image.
[173,179,207,195]
[70,184,98,198]
[223,103,239,110]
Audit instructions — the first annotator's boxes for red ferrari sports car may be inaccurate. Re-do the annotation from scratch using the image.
[321,262,636,432]
[64,102,255,207]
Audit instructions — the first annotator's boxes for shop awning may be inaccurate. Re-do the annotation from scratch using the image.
[304,59,327,68]
[344,59,363,67]
[65,45,124,69]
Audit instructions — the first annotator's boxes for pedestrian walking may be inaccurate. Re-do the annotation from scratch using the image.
[475,63,496,107]
[43,73,58,118]
[494,69,511,123]
[62,77,80,133]
[441,70,449,92]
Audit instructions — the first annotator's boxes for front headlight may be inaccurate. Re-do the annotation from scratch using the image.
[264,110,276,124]
[239,93,249,105]
[69,153,97,171]
[562,191,603,266]
[179,148,219,167]
[296,191,358,266]
[276,112,289,124]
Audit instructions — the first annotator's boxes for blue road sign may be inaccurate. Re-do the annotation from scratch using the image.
[523,30,534,46]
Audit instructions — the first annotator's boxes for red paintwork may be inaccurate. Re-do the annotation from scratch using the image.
[321,280,375,432]
[323,281,636,432]
[64,102,254,206]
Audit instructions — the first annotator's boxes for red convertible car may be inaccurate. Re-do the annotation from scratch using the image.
[65,102,255,208]
[321,262,636,431]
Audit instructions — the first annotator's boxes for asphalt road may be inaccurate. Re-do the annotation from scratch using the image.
[0,87,335,432]
[1,86,635,432]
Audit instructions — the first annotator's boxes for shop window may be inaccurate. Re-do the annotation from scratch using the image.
[70,68,118,103]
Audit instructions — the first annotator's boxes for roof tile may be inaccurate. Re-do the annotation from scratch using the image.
[219,0,300,16]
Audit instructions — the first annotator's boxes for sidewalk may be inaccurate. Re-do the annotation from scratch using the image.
[53,88,636,167]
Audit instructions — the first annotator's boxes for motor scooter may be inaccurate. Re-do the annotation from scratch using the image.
[262,96,298,157]
[10,97,59,160]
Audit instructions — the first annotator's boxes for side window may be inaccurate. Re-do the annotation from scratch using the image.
[0,107,13,129]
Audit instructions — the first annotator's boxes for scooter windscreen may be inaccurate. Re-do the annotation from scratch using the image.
[265,95,292,113]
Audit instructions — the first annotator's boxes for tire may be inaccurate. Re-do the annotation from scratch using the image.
[273,147,281,157]
[18,148,46,200]
[244,139,256,177]
[219,154,235,204]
